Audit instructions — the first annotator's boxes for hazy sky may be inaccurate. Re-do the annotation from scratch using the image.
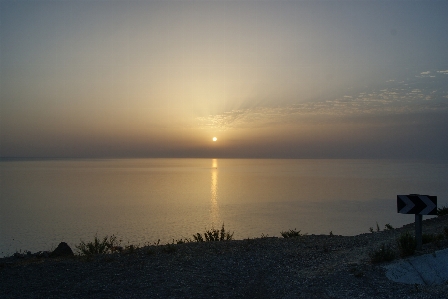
[1,0,448,159]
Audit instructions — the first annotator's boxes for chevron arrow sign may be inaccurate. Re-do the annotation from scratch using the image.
[397,194,437,215]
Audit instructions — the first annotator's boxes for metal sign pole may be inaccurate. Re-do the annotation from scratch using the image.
[415,214,422,251]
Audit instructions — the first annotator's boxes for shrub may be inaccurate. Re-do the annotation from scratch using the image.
[397,232,416,257]
[76,234,120,255]
[369,243,396,263]
[437,206,448,216]
[192,233,204,242]
[193,224,234,242]
[384,223,394,230]
[280,228,302,238]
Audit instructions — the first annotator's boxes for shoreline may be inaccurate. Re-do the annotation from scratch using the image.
[1,214,441,259]
[1,216,448,298]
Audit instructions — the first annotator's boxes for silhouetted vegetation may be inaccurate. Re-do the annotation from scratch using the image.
[397,232,416,257]
[76,235,120,255]
[280,228,302,238]
[384,223,394,230]
[369,243,396,263]
[192,224,234,242]
[438,205,448,216]
[58,221,448,258]
[369,221,382,233]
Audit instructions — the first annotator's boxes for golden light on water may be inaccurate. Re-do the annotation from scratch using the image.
[210,159,221,226]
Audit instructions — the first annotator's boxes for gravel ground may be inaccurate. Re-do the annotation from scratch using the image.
[1,216,448,298]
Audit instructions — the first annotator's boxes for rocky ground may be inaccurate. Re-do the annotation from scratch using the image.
[1,216,448,298]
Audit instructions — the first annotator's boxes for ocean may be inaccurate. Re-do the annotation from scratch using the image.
[1,158,447,257]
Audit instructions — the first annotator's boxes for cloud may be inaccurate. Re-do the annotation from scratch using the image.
[197,69,448,131]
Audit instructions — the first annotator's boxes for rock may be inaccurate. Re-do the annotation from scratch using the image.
[50,242,74,258]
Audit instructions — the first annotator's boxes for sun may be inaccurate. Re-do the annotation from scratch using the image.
[212,137,217,142]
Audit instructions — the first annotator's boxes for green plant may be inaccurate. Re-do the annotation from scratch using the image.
[369,243,396,263]
[437,206,448,216]
[397,232,416,257]
[192,224,234,242]
[384,223,394,230]
[76,234,120,255]
[280,228,302,238]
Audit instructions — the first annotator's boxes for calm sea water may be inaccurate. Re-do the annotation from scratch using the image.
[1,158,447,257]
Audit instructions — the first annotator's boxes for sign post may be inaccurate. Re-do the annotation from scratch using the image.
[415,214,423,251]
[397,194,437,250]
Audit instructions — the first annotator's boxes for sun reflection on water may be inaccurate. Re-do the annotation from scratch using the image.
[210,159,221,226]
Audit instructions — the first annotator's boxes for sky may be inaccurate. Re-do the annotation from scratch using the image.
[1,0,448,159]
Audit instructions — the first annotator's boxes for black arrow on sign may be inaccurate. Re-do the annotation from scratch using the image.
[397,194,437,215]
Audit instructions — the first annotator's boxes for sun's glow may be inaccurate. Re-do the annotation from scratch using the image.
[212,137,217,142]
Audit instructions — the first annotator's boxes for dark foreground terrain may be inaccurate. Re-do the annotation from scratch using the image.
[1,217,448,299]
